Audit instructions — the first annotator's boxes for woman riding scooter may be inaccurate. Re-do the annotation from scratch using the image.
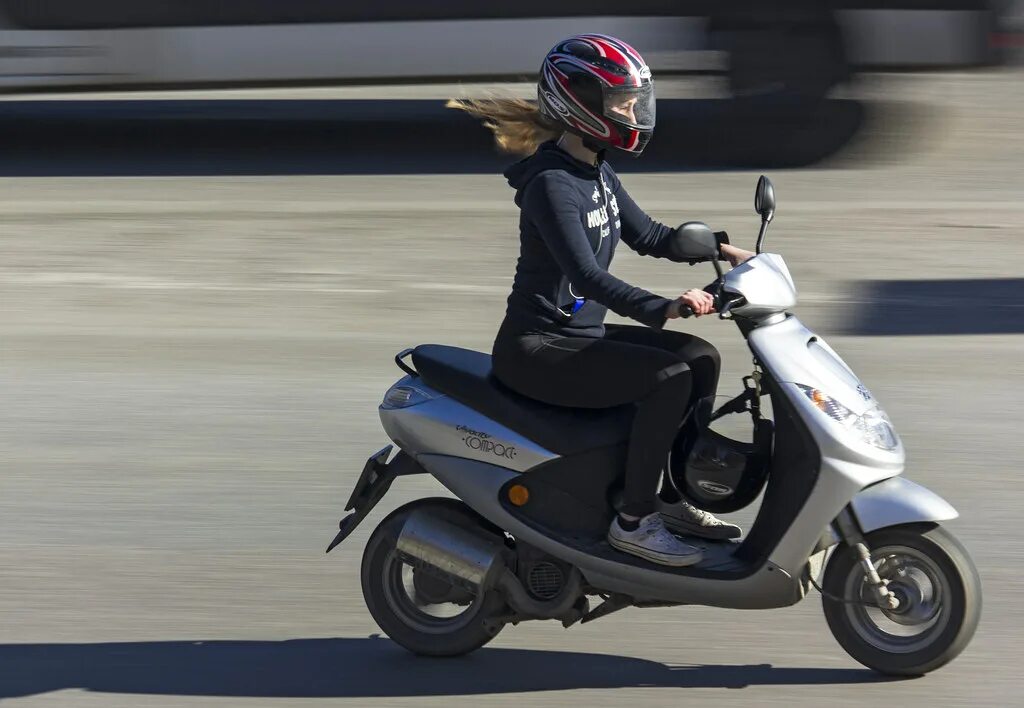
[451,34,754,567]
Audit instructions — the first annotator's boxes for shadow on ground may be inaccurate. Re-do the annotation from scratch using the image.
[0,636,898,699]
[842,278,1024,336]
[0,97,865,176]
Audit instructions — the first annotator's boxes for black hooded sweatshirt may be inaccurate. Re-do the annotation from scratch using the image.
[499,141,724,338]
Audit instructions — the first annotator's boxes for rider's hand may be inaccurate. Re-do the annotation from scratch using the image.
[671,289,715,318]
[720,244,755,267]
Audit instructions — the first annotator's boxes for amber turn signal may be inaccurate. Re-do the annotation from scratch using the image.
[508,484,530,506]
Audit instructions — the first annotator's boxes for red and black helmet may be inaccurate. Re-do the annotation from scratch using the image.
[537,34,656,155]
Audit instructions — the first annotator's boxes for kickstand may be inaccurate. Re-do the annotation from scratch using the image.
[581,594,632,624]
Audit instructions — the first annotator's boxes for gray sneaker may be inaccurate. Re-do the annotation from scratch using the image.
[607,513,703,567]
[657,497,742,540]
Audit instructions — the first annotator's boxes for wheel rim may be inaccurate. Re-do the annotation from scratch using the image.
[381,549,483,634]
[842,544,953,654]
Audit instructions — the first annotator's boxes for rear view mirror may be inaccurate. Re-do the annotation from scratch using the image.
[754,176,775,223]
[675,222,719,260]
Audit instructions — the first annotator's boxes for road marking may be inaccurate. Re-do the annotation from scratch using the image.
[0,272,386,293]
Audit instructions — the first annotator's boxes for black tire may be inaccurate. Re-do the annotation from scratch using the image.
[822,523,981,676]
[360,497,507,657]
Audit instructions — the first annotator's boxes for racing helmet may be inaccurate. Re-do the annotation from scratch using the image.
[537,34,656,155]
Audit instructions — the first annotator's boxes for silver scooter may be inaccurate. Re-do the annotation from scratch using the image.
[327,176,981,676]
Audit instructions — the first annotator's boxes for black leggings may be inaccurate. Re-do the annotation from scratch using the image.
[492,324,721,517]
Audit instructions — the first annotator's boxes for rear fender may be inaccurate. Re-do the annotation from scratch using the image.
[325,446,425,553]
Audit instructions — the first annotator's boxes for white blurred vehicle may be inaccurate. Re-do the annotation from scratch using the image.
[0,1,999,95]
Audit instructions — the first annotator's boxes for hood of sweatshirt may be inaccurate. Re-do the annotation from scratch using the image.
[503,141,603,206]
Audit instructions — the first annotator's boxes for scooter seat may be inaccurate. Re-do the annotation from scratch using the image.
[411,344,633,457]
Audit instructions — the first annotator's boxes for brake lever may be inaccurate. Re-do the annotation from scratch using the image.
[718,296,746,320]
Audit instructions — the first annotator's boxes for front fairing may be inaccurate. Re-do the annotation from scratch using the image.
[722,253,797,320]
[748,315,905,475]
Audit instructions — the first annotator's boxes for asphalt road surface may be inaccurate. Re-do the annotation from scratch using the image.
[0,72,1022,706]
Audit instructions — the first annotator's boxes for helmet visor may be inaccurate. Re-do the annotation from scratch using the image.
[603,83,655,130]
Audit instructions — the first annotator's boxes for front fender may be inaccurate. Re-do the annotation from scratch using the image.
[850,477,958,533]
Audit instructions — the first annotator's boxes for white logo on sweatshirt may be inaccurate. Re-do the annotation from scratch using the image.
[601,181,620,215]
[586,206,609,229]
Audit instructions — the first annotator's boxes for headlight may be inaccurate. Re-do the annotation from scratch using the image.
[381,382,435,409]
[796,384,899,451]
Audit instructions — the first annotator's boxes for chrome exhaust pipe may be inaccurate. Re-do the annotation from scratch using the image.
[396,509,583,623]
[396,509,505,592]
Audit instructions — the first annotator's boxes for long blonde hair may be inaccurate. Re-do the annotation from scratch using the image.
[446,96,561,156]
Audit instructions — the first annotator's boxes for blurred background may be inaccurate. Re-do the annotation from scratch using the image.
[0,2,1021,706]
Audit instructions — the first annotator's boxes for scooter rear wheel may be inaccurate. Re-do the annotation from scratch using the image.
[822,523,981,676]
[361,497,508,656]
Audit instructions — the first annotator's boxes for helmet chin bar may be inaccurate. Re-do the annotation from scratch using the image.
[580,132,645,158]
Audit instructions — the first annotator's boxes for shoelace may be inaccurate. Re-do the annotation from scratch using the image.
[679,501,716,526]
[638,516,664,538]
[644,517,685,544]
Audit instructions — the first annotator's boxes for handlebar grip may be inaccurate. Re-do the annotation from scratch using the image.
[678,304,695,318]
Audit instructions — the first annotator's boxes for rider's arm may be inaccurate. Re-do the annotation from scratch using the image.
[607,169,729,263]
[525,172,673,328]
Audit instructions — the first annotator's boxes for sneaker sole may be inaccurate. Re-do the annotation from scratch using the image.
[606,534,703,567]
[660,515,742,541]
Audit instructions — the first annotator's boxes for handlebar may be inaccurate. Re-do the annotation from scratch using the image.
[677,253,753,320]
[674,277,725,319]
[718,294,746,319]
[689,276,745,320]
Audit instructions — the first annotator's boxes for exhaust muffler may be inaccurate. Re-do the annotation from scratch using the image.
[396,509,505,592]
[396,508,583,622]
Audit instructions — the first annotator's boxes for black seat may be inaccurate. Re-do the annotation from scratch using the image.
[411,344,633,457]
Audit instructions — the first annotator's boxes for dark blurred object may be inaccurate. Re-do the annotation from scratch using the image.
[711,1,850,107]
[991,0,1024,64]
[3,1,693,28]
[0,97,864,177]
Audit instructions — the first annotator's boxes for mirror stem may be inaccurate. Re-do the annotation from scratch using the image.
[755,216,772,254]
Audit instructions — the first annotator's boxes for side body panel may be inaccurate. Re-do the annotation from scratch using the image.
[379,383,556,473]
[418,453,801,609]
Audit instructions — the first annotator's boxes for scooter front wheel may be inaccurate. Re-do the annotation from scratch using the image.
[822,523,981,676]
[361,498,507,656]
